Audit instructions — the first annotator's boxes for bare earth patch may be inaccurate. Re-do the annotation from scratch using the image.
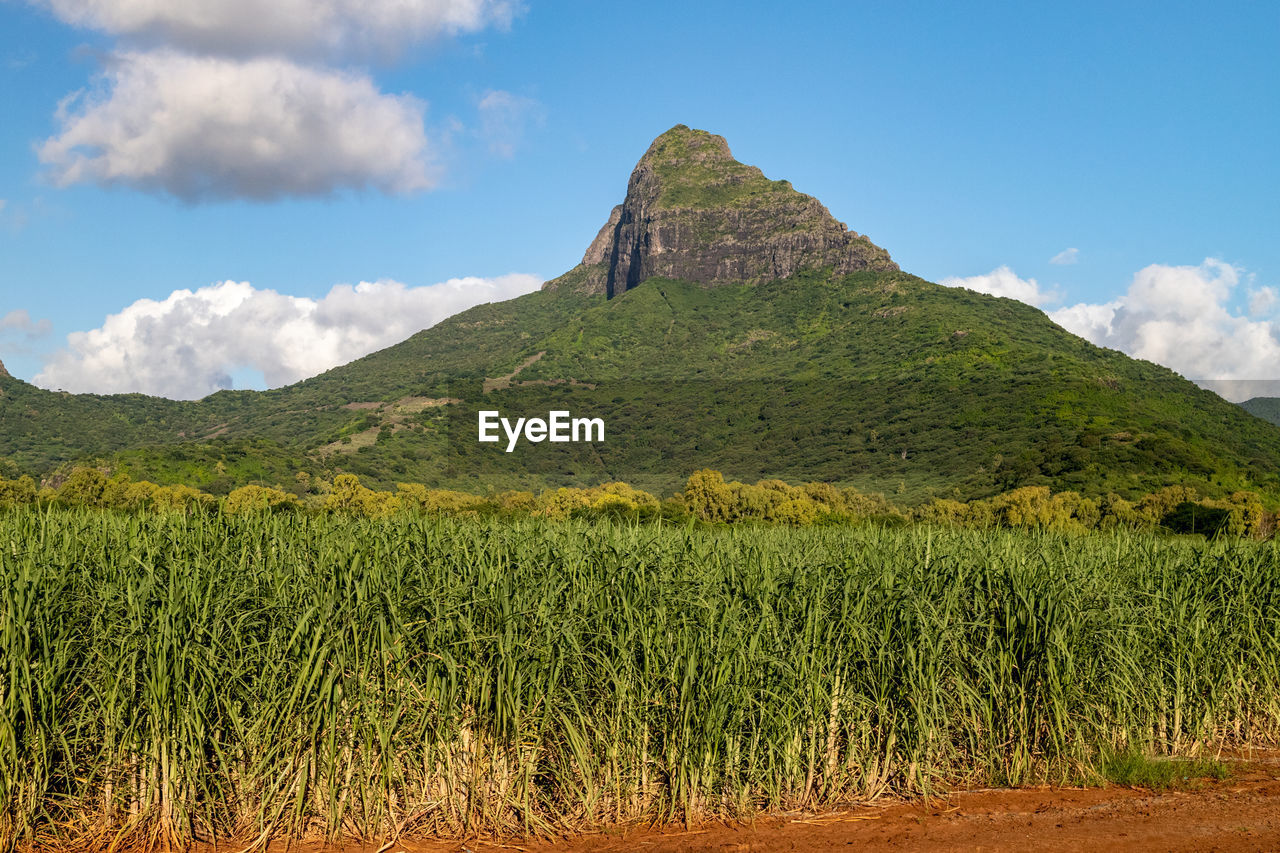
[392,397,459,413]
[143,757,1280,853]
[321,397,456,455]
[198,423,229,440]
[316,425,382,455]
[484,351,546,392]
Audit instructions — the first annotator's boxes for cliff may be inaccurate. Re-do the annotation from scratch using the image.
[543,125,898,297]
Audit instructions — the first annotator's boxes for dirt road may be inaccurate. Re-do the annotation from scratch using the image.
[167,759,1280,853]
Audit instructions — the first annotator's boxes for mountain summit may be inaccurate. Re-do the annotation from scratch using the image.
[545,125,897,297]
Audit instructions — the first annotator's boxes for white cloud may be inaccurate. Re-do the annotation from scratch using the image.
[1049,259,1280,396]
[1249,286,1278,318]
[37,51,434,202]
[1049,299,1123,341]
[28,0,519,60]
[0,309,53,360]
[477,89,544,158]
[35,274,543,399]
[1049,247,1079,265]
[0,309,53,337]
[940,265,1059,308]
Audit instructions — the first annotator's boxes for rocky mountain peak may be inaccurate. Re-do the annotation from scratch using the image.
[0,358,9,379]
[546,124,898,296]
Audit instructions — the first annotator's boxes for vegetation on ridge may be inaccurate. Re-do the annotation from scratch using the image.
[1242,397,1280,428]
[644,125,797,209]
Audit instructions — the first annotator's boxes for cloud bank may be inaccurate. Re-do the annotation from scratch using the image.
[942,259,1280,401]
[941,265,1059,308]
[1249,286,1277,318]
[27,0,519,60]
[1049,259,1280,394]
[39,51,433,201]
[35,274,543,399]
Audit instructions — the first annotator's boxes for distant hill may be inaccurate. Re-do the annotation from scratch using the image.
[4,125,1280,502]
[1242,398,1280,428]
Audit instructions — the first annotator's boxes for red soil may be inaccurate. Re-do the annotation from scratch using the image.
[98,757,1280,853]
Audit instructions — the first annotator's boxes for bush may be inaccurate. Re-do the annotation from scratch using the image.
[225,484,299,514]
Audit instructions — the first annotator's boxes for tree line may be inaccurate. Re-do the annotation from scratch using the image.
[0,465,1273,538]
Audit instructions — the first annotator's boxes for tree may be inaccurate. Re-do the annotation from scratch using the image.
[57,467,108,507]
[0,474,36,508]
[325,473,401,517]
[682,469,735,522]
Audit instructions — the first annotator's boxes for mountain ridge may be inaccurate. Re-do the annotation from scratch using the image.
[1243,397,1280,428]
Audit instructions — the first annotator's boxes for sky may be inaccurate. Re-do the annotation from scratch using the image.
[1,1,1277,400]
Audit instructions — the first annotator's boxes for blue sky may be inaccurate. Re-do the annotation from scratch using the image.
[1,1,1278,399]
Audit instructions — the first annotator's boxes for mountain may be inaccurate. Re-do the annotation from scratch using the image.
[1242,398,1280,428]
[4,125,1280,501]
[543,126,896,297]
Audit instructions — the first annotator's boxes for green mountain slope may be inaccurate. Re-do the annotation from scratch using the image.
[3,125,1280,502]
[1242,398,1280,428]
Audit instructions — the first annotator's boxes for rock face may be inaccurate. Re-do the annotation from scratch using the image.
[0,358,9,379]
[544,125,898,296]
